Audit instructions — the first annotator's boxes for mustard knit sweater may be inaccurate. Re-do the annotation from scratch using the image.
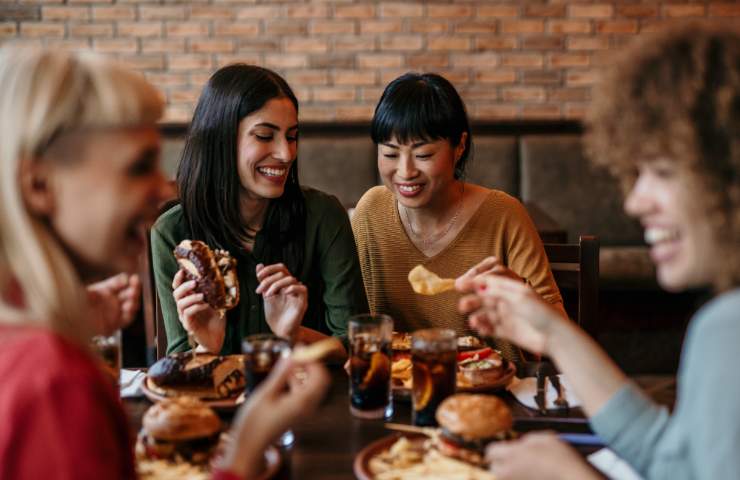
[351,186,563,360]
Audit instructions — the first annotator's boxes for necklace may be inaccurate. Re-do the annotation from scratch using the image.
[244,225,260,240]
[402,193,464,249]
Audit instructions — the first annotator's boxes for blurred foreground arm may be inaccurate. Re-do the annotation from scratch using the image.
[217,357,330,478]
[458,274,626,416]
[87,273,141,336]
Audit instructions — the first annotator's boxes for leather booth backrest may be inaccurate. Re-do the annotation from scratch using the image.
[519,134,643,246]
[465,136,519,197]
[297,134,377,208]
[156,130,644,247]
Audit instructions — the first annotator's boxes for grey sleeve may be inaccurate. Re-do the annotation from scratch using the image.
[590,381,671,476]
[680,297,740,479]
[591,291,740,479]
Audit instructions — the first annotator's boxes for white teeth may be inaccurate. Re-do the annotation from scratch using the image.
[399,185,421,193]
[644,228,680,245]
[257,167,286,177]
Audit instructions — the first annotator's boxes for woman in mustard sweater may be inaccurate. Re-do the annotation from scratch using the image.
[351,73,565,361]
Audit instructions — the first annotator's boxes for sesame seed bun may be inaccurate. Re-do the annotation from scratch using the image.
[435,394,513,441]
[143,396,221,441]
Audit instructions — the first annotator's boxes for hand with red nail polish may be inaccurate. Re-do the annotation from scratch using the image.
[458,274,562,356]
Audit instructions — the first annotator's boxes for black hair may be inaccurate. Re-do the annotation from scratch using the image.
[177,64,305,273]
[370,72,472,179]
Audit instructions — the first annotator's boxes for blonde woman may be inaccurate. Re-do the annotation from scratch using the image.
[0,47,329,479]
[459,24,740,479]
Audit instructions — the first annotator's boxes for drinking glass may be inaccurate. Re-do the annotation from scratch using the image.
[411,328,457,426]
[242,333,293,446]
[348,314,394,419]
[91,329,122,388]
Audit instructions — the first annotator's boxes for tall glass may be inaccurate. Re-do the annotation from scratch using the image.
[411,328,457,426]
[91,330,122,388]
[242,334,293,445]
[348,314,393,419]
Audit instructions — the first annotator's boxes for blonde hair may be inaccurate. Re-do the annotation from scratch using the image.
[0,47,163,343]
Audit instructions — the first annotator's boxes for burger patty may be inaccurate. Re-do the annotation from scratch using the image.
[439,427,516,454]
[139,431,221,464]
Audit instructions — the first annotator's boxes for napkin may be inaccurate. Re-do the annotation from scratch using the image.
[120,369,146,398]
[588,448,643,480]
[507,374,582,410]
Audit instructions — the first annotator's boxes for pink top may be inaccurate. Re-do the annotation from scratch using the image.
[0,325,248,479]
[0,325,136,480]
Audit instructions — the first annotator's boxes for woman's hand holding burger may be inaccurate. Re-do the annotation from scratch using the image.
[172,269,226,353]
[256,263,307,342]
[486,432,599,480]
[457,274,563,356]
[219,356,330,478]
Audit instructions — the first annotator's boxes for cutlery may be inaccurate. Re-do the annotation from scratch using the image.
[549,374,569,410]
[557,432,604,447]
[384,423,437,437]
[534,365,548,415]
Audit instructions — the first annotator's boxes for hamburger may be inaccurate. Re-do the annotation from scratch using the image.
[136,396,222,464]
[147,351,245,400]
[434,394,515,466]
[174,240,239,312]
[457,349,510,387]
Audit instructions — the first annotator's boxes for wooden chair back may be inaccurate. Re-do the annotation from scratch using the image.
[140,194,179,362]
[544,235,600,335]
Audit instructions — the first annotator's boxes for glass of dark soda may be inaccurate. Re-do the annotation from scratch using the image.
[411,328,457,427]
[348,314,393,419]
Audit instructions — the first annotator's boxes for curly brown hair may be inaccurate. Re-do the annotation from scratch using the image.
[586,23,740,290]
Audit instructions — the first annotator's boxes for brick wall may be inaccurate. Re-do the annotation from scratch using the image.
[1,1,738,122]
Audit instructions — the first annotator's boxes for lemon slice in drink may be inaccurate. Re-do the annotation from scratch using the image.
[412,363,433,411]
[361,351,390,389]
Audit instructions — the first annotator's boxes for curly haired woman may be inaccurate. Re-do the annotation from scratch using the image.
[459,23,740,479]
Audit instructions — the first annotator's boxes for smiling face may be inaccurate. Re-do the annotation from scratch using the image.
[624,159,718,291]
[42,127,167,280]
[236,97,298,202]
[378,134,466,209]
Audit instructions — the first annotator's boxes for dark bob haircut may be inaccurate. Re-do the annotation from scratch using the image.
[371,72,472,179]
[177,64,305,273]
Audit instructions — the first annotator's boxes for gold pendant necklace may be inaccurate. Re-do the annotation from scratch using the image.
[402,194,463,249]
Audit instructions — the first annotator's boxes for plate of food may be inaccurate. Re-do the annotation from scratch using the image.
[354,394,513,479]
[392,333,485,353]
[391,347,516,398]
[136,396,280,479]
[142,351,246,410]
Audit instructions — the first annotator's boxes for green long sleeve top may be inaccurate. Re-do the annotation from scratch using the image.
[151,188,369,355]
[591,288,740,479]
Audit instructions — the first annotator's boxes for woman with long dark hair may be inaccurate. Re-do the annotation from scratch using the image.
[351,73,565,362]
[152,64,368,355]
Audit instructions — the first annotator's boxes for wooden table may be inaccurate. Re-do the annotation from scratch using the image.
[124,368,675,479]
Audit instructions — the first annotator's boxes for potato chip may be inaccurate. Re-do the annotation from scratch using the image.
[408,265,456,296]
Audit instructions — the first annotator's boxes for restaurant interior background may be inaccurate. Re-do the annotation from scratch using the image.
[2,0,737,371]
